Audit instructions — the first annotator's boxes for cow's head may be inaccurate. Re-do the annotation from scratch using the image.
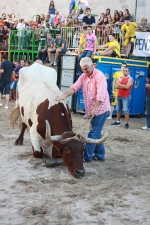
[45,120,110,179]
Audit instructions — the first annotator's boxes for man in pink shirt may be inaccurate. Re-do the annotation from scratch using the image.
[56,57,110,162]
[77,25,96,75]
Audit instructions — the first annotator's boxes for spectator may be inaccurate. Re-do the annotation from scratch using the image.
[96,13,105,26]
[3,25,9,50]
[35,15,41,27]
[69,0,76,14]
[17,19,25,50]
[119,11,124,22]
[71,10,78,20]
[73,18,80,27]
[55,57,110,162]
[38,33,54,63]
[0,54,13,109]
[78,0,90,14]
[138,18,150,32]
[14,59,25,103]
[107,63,127,120]
[77,26,87,54]
[82,7,95,27]
[77,25,96,74]
[53,11,61,28]
[142,79,150,130]
[103,17,108,25]
[73,27,80,48]
[111,67,133,129]
[105,8,111,17]
[52,30,67,66]
[112,12,120,24]
[12,19,18,49]
[121,16,137,58]
[25,61,31,67]
[40,14,45,25]
[97,33,120,57]
[120,9,134,22]
[48,1,57,18]
[64,15,73,48]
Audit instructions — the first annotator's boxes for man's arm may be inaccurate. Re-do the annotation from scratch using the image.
[146,83,150,89]
[56,75,83,101]
[117,77,133,89]
[0,69,4,74]
[102,45,114,54]
[56,87,75,101]
[90,100,101,116]
[97,44,107,49]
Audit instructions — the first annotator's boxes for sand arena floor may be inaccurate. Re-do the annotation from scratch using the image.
[0,100,150,225]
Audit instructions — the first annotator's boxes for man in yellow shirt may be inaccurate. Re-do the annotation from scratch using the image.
[97,33,120,57]
[121,16,137,58]
[78,27,87,54]
[107,63,127,119]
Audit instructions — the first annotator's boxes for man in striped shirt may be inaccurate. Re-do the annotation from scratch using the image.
[56,57,110,162]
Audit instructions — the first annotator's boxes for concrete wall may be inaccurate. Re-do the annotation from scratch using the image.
[0,0,149,23]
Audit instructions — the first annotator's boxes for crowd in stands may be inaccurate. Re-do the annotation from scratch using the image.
[0,0,150,53]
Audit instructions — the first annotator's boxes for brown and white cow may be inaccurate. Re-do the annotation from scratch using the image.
[10,63,109,179]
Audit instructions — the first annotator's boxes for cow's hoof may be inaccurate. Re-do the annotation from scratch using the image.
[14,140,23,145]
[33,151,43,158]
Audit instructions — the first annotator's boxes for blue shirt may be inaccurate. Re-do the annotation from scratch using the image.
[69,0,76,13]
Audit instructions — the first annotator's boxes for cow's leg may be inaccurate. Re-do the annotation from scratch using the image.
[14,122,27,145]
[30,129,43,158]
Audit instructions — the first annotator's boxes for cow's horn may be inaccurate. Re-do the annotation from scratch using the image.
[85,126,110,144]
[45,120,63,142]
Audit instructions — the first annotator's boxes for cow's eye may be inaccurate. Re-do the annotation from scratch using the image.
[65,148,70,153]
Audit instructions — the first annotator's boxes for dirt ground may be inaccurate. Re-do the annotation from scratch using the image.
[0,100,150,225]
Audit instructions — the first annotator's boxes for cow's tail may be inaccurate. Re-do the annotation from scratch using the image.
[10,103,21,128]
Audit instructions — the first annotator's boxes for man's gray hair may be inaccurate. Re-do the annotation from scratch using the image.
[35,59,43,65]
[80,57,93,67]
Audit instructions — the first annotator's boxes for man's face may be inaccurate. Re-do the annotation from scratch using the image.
[125,20,130,26]
[109,35,114,42]
[56,34,61,39]
[20,60,25,67]
[81,65,93,76]
[142,18,147,25]
[87,27,92,34]
[123,68,129,76]
[121,64,126,72]
[47,34,51,40]
[86,10,91,16]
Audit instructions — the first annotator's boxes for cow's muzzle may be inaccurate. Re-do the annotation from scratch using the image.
[74,169,85,179]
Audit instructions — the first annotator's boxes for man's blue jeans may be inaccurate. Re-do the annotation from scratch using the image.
[83,111,109,161]
[77,50,93,74]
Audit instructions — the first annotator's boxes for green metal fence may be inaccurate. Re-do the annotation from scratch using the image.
[9,29,58,62]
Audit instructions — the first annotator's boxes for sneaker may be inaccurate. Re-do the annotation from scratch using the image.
[53,62,57,66]
[92,155,106,162]
[106,116,112,120]
[125,123,129,129]
[83,115,88,119]
[4,106,8,110]
[142,126,150,130]
[49,62,53,66]
[111,121,121,126]
[0,103,2,107]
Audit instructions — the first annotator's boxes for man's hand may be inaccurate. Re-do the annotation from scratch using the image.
[55,94,66,101]
[90,108,97,117]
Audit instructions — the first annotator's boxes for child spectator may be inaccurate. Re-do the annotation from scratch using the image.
[17,19,25,50]
[48,1,57,19]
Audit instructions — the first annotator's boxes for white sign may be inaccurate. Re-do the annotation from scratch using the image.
[133,32,150,57]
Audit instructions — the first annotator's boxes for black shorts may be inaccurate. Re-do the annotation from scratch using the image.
[0,81,11,94]
[111,50,118,57]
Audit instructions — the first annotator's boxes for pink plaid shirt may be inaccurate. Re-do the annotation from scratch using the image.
[71,69,110,116]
